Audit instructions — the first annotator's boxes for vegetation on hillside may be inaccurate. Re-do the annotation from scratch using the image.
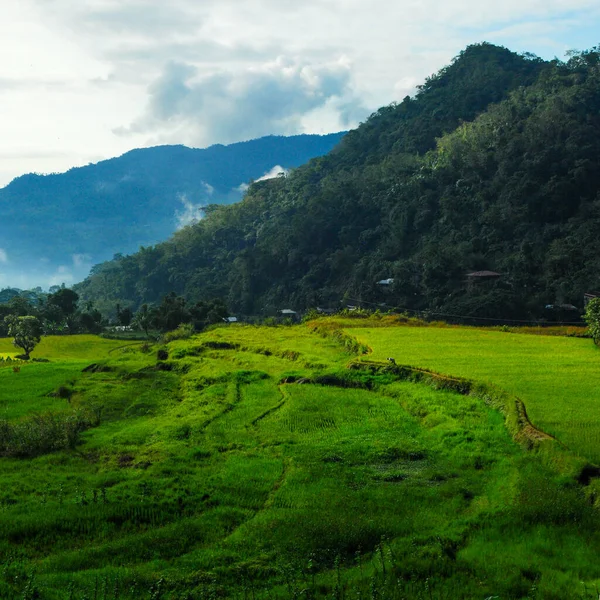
[76,43,600,320]
[0,133,345,282]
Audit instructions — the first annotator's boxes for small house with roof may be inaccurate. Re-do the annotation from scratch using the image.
[466,270,501,291]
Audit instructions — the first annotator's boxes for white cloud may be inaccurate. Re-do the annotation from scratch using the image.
[0,248,7,263]
[0,0,596,185]
[48,265,75,287]
[256,165,288,182]
[174,184,214,229]
[115,56,366,146]
[72,253,92,268]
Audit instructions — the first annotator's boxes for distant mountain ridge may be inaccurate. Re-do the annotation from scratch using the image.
[0,133,345,288]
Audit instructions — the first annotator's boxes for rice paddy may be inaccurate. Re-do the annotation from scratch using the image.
[0,324,599,599]
[348,325,600,463]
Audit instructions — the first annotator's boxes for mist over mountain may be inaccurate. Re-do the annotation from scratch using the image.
[0,133,345,289]
[78,42,600,320]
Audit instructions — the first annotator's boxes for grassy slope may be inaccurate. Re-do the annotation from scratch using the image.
[0,327,599,599]
[347,326,600,463]
[0,336,128,420]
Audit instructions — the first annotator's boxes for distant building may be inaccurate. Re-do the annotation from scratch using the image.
[280,309,300,322]
[223,316,238,323]
[545,304,578,311]
[377,278,394,285]
[584,292,600,307]
[466,270,501,279]
[466,270,501,291]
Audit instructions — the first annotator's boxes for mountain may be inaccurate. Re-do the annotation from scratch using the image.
[76,43,600,320]
[0,133,345,287]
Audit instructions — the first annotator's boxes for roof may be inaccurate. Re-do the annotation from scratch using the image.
[280,309,297,314]
[377,278,394,285]
[466,270,501,278]
[546,304,578,311]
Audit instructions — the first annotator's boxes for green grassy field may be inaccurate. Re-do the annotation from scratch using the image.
[0,326,599,599]
[347,325,600,464]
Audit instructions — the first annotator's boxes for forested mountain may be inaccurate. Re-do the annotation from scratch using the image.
[0,133,345,286]
[76,43,600,320]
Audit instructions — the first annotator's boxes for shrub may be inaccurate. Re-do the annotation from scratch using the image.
[0,409,101,458]
[162,323,194,343]
[584,298,600,346]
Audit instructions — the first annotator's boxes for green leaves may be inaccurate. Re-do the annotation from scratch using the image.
[584,298,600,345]
[3,315,43,358]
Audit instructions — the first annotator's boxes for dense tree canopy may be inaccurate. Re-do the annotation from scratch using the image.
[75,44,600,321]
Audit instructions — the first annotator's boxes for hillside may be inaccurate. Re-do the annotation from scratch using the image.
[0,133,345,287]
[77,43,600,319]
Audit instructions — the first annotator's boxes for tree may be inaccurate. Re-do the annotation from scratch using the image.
[116,304,133,326]
[190,299,229,331]
[4,315,43,359]
[153,293,190,332]
[584,298,600,346]
[45,288,80,333]
[47,288,79,317]
[132,304,155,338]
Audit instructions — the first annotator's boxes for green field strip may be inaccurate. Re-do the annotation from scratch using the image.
[1,328,600,598]
[348,326,600,464]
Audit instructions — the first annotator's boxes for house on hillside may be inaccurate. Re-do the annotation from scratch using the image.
[584,291,600,307]
[377,278,394,286]
[466,270,501,291]
[466,270,501,280]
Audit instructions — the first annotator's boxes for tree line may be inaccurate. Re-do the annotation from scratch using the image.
[1,287,228,358]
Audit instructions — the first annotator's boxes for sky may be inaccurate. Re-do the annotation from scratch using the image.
[0,0,599,188]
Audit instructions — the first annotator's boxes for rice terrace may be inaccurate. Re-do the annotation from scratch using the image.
[1,317,600,599]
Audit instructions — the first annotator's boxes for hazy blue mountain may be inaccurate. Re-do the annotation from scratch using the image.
[0,133,345,288]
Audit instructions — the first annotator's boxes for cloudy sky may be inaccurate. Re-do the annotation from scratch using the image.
[0,0,599,187]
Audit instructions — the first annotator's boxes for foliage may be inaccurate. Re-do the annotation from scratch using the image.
[161,323,195,343]
[0,134,345,284]
[76,44,600,321]
[0,409,100,457]
[3,315,43,358]
[584,298,600,345]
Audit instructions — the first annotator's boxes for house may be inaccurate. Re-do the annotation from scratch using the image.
[466,270,501,290]
[584,292,600,307]
[223,316,238,323]
[377,278,394,285]
[466,270,501,279]
[280,309,300,322]
[545,304,578,311]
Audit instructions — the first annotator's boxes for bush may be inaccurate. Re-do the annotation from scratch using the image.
[0,409,100,458]
[162,323,195,343]
[584,298,600,346]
